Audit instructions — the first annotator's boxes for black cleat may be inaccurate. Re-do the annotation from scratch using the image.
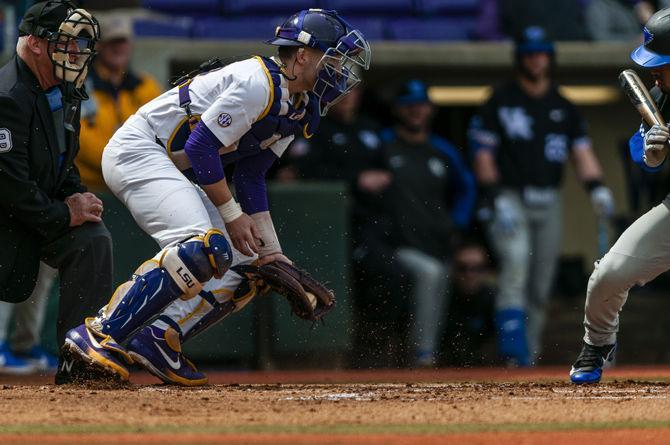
[569,342,616,384]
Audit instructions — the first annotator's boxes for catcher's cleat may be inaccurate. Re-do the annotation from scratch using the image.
[62,321,130,382]
[569,342,616,384]
[127,325,208,386]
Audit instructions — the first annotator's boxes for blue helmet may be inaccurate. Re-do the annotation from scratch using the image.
[631,8,670,68]
[267,9,371,116]
[515,26,554,56]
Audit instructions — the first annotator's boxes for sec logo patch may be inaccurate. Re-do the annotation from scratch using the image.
[217,113,232,127]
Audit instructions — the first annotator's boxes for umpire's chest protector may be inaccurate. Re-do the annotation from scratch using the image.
[0,56,80,302]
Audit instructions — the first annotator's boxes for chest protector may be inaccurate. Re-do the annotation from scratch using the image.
[166,56,306,179]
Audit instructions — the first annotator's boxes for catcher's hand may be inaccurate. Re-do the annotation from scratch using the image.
[232,261,335,322]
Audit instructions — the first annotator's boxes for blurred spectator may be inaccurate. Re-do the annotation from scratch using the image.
[77,12,161,192]
[500,0,588,40]
[474,0,505,41]
[0,264,58,374]
[372,79,476,367]
[469,26,614,366]
[439,241,496,367]
[278,87,400,367]
[585,0,654,41]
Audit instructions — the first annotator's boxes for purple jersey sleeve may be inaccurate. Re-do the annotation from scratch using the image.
[184,121,225,185]
[233,149,278,214]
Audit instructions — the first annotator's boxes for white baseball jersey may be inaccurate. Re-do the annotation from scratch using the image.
[101,56,303,339]
[136,56,294,159]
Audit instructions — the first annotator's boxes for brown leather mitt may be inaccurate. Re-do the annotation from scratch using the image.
[232,261,335,322]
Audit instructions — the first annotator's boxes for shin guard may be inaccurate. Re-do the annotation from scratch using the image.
[96,230,232,344]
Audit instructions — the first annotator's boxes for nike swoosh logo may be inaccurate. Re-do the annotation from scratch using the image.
[154,341,181,370]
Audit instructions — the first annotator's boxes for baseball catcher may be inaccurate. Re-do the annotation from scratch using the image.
[61,8,369,385]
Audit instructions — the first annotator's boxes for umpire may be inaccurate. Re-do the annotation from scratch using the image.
[0,0,112,376]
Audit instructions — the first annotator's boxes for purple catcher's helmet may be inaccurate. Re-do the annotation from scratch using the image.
[267,9,371,116]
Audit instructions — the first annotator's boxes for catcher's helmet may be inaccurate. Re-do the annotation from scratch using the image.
[631,8,670,68]
[267,9,371,116]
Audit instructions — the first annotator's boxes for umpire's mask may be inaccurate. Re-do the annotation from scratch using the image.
[19,1,100,100]
[48,8,99,96]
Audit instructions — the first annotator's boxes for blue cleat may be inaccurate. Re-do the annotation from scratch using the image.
[127,325,208,387]
[15,346,59,372]
[570,342,616,384]
[0,342,35,375]
[62,319,131,382]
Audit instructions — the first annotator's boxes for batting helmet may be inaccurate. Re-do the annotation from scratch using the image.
[631,8,670,68]
[515,26,554,57]
[267,9,371,116]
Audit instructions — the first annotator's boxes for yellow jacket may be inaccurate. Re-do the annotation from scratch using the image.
[78,65,161,191]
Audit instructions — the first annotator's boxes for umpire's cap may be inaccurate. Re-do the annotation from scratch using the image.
[18,0,74,38]
[632,8,670,67]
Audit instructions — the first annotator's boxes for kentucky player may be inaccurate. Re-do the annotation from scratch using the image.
[60,9,371,385]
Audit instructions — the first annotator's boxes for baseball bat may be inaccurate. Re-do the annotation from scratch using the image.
[618,69,665,127]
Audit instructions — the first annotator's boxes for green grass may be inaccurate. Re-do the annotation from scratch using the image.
[0,420,669,436]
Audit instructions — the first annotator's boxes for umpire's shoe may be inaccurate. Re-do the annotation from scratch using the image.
[127,325,208,386]
[62,319,131,382]
[569,342,616,384]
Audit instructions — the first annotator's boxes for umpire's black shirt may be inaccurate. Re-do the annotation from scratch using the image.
[0,55,85,300]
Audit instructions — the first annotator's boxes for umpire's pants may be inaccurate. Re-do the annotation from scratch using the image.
[41,222,113,347]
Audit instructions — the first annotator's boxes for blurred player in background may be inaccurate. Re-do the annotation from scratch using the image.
[570,8,670,384]
[379,80,476,367]
[78,12,161,192]
[60,9,371,385]
[439,240,495,367]
[470,26,614,366]
[0,264,58,374]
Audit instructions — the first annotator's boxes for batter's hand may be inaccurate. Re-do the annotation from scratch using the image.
[644,124,669,167]
[65,192,103,227]
[225,213,260,257]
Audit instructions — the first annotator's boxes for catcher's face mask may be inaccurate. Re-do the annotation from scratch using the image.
[312,29,370,117]
[47,8,100,90]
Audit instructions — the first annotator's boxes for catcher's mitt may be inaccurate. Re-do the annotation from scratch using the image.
[232,261,335,322]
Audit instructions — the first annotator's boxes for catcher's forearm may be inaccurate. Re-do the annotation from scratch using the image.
[250,211,281,256]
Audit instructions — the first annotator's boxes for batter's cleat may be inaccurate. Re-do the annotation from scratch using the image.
[569,342,616,384]
[62,320,131,382]
[127,325,208,386]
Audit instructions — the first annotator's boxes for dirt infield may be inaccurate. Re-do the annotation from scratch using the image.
[1,367,670,444]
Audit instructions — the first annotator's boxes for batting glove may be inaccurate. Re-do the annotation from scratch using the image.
[492,195,520,237]
[643,124,670,167]
[590,185,614,217]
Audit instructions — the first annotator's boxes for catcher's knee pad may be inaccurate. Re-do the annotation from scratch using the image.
[99,229,232,343]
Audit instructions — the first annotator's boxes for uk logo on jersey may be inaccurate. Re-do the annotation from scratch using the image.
[217,113,232,127]
[498,107,533,140]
